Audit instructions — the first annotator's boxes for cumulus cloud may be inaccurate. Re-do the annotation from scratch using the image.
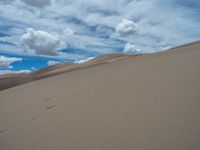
[0,70,31,75]
[47,60,61,66]
[0,56,22,69]
[116,19,138,36]
[20,28,61,56]
[123,43,141,53]
[21,0,51,8]
[1,0,200,68]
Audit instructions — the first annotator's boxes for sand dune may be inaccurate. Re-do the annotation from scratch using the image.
[0,42,200,150]
[0,54,132,91]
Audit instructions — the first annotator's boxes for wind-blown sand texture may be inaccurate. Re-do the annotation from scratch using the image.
[0,42,200,150]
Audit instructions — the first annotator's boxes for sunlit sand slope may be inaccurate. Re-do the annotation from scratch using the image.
[0,42,200,150]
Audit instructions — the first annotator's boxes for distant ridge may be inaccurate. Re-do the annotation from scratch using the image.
[0,41,199,91]
[0,54,133,91]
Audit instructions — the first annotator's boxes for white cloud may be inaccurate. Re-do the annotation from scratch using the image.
[31,67,37,71]
[64,28,75,36]
[123,43,141,53]
[0,0,200,59]
[20,28,61,56]
[116,19,138,36]
[0,56,22,69]
[75,57,94,64]
[47,60,61,66]
[21,0,51,8]
[0,70,31,75]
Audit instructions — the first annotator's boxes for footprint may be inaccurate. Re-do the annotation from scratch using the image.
[0,129,6,134]
[0,125,16,134]
[46,105,56,110]
[29,116,38,121]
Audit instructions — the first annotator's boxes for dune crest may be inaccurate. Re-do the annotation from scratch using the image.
[0,41,200,150]
[0,54,132,91]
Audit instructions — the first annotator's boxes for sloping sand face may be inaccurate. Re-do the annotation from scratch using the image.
[0,42,200,150]
[0,54,131,91]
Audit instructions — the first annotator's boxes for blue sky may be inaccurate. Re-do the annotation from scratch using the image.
[0,0,200,74]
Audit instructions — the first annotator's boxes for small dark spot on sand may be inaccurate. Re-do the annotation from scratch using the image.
[0,129,6,134]
[29,117,38,121]
[46,105,56,110]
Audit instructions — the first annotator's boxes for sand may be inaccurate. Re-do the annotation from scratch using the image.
[0,41,200,150]
[0,54,132,91]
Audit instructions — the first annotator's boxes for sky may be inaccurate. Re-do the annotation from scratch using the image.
[0,0,200,74]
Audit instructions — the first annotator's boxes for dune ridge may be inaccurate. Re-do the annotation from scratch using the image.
[0,41,199,91]
[0,41,200,150]
[0,54,133,91]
